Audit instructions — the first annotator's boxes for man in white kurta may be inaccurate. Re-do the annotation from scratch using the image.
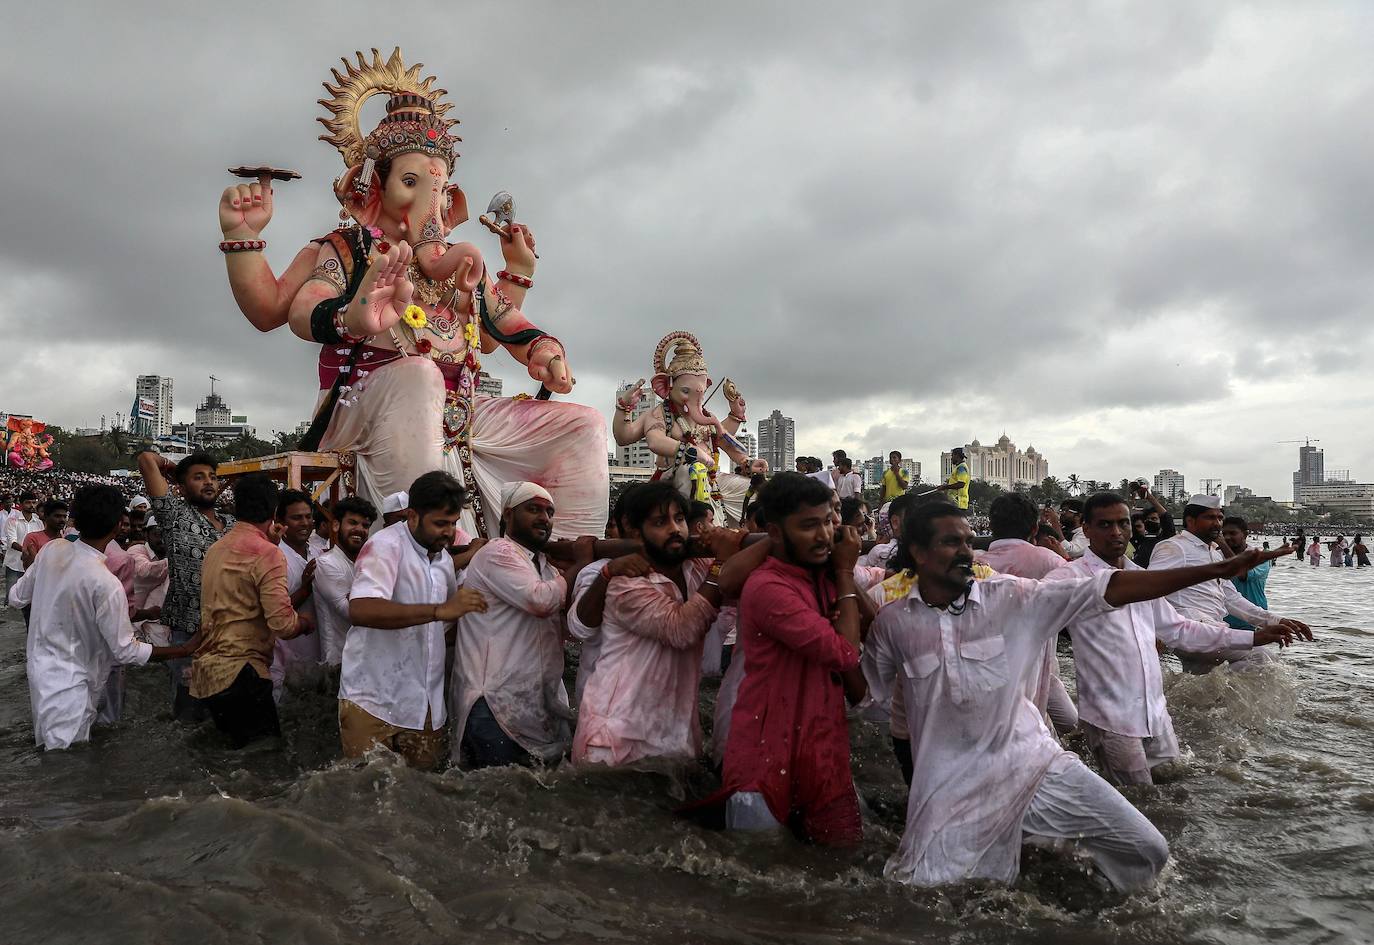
[312,497,377,667]
[339,471,484,769]
[864,502,1283,892]
[9,487,185,750]
[1148,494,1309,672]
[340,520,452,732]
[274,492,321,691]
[451,482,570,767]
[1046,494,1301,784]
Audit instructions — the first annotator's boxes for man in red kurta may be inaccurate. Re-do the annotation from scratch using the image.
[699,472,869,845]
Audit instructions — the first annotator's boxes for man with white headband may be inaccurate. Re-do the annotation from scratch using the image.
[450,481,572,768]
[380,491,410,528]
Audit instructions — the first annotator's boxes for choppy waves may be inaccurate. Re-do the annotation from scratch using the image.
[1,558,1372,944]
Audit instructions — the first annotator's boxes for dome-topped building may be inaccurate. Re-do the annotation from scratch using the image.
[941,435,1050,491]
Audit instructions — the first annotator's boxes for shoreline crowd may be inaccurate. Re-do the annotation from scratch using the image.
[0,447,1337,895]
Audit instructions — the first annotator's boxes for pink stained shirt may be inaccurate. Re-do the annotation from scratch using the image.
[125,542,169,612]
[573,559,717,766]
[694,556,863,846]
[104,540,137,618]
[449,537,570,762]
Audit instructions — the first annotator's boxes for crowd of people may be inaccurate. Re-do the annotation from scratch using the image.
[0,448,1332,896]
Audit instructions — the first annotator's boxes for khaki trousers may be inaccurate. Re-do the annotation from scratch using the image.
[339,699,447,771]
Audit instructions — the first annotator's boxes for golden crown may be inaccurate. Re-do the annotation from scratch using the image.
[654,331,710,378]
[318,48,461,170]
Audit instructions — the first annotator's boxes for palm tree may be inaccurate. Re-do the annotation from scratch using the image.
[1066,474,1081,496]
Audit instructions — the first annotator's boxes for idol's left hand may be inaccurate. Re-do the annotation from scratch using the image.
[500,223,537,274]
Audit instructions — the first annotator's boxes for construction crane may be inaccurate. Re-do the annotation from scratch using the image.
[1277,438,1321,445]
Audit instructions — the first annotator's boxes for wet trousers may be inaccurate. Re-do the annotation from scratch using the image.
[339,699,446,770]
[1021,754,1169,892]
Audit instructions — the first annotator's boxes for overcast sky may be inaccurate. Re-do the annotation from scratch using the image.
[4,1,1371,498]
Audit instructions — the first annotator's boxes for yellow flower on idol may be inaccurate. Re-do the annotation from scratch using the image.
[463,322,480,349]
[402,304,428,330]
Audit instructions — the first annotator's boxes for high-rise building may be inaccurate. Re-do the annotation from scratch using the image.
[135,375,174,437]
[1153,468,1187,503]
[476,371,503,399]
[196,390,231,426]
[1292,442,1325,501]
[942,435,1047,491]
[614,381,655,468]
[757,410,795,473]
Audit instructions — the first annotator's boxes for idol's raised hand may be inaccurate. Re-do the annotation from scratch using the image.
[501,223,538,273]
[345,240,415,337]
[219,172,275,239]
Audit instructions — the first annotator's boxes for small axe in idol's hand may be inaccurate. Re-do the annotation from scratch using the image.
[479,191,539,258]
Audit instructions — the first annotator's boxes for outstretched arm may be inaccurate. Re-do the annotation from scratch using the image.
[1105,546,1292,608]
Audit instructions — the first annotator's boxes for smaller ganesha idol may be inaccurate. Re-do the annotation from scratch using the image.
[6,419,54,471]
[612,332,756,525]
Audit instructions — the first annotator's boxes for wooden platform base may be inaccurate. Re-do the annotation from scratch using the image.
[215,451,355,508]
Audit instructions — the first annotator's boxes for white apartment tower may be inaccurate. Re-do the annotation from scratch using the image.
[135,375,174,437]
[1153,468,1187,503]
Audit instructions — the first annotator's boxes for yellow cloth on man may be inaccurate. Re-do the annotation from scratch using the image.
[946,463,971,510]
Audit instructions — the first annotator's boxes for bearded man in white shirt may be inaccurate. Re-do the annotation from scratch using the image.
[865,501,1289,892]
[451,481,573,768]
[1148,494,1311,673]
[313,496,377,667]
[341,471,488,769]
[1048,492,1306,786]
[9,485,190,750]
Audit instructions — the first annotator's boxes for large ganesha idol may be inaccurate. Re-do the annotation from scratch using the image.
[216,48,607,537]
[613,332,754,525]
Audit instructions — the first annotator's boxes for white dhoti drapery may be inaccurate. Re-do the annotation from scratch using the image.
[319,354,608,539]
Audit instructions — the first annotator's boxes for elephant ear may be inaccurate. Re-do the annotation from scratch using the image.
[650,373,672,400]
[443,185,469,231]
[336,164,383,227]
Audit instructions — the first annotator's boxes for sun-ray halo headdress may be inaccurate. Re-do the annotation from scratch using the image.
[318,47,461,202]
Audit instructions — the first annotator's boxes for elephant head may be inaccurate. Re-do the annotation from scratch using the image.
[329,84,479,285]
[650,332,721,431]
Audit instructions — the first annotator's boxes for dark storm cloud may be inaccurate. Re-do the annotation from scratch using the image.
[3,1,1372,495]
